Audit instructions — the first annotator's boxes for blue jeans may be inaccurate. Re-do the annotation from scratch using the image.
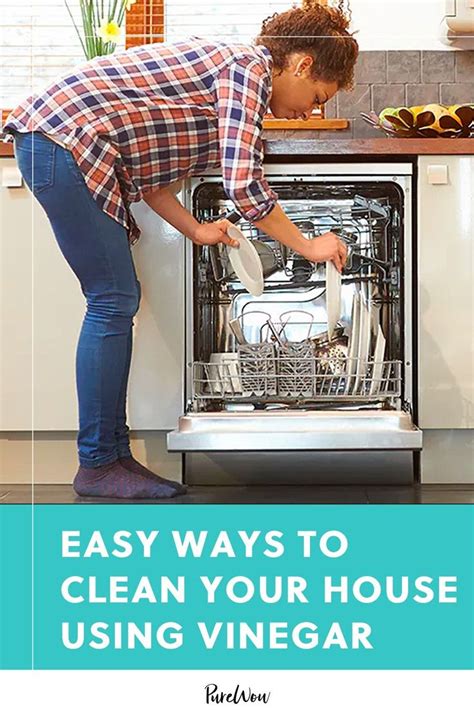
[14,131,140,467]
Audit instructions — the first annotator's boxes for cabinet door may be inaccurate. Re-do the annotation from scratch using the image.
[0,159,34,430]
[128,200,184,430]
[0,159,184,431]
[418,155,474,428]
[0,157,87,430]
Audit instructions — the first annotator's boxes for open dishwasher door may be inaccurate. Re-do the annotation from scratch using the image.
[167,408,422,486]
[168,163,422,484]
[167,409,422,452]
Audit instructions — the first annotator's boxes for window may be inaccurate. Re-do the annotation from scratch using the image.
[165,1,295,44]
[1,0,334,125]
[0,0,301,109]
[0,0,125,109]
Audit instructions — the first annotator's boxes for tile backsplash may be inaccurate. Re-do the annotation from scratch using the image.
[263,50,474,140]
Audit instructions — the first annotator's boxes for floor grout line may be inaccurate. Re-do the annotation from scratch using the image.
[1,484,473,505]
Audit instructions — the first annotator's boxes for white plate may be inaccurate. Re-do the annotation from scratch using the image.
[226,225,264,297]
[326,261,341,341]
[355,294,371,392]
[345,291,360,395]
[370,325,386,396]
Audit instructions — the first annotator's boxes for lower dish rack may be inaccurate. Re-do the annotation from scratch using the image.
[192,343,402,404]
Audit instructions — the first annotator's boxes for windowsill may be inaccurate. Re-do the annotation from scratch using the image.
[2,108,350,133]
[0,114,351,158]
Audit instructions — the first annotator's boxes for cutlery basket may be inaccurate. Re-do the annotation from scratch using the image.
[237,343,278,396]
[277,341,316,397]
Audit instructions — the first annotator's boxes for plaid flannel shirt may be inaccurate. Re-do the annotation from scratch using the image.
[4,39,278,244]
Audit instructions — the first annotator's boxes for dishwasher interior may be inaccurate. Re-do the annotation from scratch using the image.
[191,181,407,411]
[169,164,421,485]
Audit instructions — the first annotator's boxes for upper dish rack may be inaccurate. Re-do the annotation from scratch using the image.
[207,195,395,288]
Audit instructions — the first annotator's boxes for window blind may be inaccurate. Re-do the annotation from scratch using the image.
[1,0,317,110]
[165,1,298,44]
[0,0,125,110]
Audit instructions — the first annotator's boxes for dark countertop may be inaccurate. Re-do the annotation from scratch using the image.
[263,138,474,157]
[2,137,473,159]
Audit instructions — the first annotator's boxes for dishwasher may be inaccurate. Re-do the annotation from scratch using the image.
[168,163,423,485]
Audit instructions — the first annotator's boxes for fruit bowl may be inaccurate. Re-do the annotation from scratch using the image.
[360,103,474,138]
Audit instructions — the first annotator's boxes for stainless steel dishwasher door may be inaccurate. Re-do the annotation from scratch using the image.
[167,410,422,452]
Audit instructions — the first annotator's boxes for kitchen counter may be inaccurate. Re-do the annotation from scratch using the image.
[0,143,14,157]
[263,138,474,157]
[2,137,474,159]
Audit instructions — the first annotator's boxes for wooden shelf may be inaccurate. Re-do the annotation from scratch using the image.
[263,118,349,130]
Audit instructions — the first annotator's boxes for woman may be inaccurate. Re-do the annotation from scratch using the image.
[4,0,358,499]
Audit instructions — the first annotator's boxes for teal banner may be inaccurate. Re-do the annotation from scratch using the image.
[1,505,473,669]
[0,505,32,669]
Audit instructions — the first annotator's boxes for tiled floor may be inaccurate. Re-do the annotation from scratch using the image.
[1,484,474,504]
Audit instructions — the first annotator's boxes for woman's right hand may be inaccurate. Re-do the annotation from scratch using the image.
[193,220,240,248]
[301,231,348,273]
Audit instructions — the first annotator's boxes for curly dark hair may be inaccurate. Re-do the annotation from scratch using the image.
[256,0,359,90]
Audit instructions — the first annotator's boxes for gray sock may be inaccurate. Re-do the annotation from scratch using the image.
[73,460,179,499]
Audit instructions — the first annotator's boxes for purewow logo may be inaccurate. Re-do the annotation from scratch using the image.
[205,683,271,705]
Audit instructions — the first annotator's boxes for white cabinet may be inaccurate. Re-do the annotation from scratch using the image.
[418,155,474,430]
[0,159,34,430]
[128,200,185,430]
[0,157,184,431]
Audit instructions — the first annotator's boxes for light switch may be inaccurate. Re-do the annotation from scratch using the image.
[427,164,449,185]
[445,0,455,13]
[1,165,23,188]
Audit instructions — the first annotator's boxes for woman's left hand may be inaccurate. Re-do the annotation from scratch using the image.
[193,219,240,248]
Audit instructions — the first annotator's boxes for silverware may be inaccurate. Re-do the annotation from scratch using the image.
[265,319,285,347]
[229,318,247,345]
[310,327,349,376]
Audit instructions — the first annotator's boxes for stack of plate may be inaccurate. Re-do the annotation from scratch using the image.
[326,261,341,341]
[345,291,386,396]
